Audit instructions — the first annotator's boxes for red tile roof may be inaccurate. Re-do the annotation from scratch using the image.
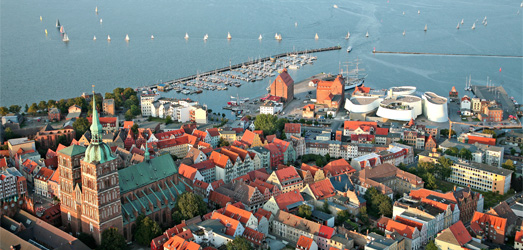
[211,180,225,190]
[323,159,355,176]
[409,189,457,203]
[448,221,472,246]
[467,135,496,146]
[192,130,207,141]
[209,191,234,208]
[296,235,314,250]
[87,116,117,125]
[220,148,240,164]
[254,208,272,221]
[242,227,265,246]
[156,129,186,140]
[308,179,336,200]
[375,128,389,136]
[206,128,220,137]
[250,179,276,194]
[223,204,253,224]
[275,166,301,182]
[34,167,54,182]
[193,179,209,190]
[211,212,241,236]
[209,151,230,168]
[318,225,335,239]
[516,231,523,244]
[343,121,377,131]
[395,216,424,231]
[179,164,198,181]
[274,190,304,211]
[385,219,417,239]
[470,211,507,236]
[301,163,320,176]
[284,123,301,134]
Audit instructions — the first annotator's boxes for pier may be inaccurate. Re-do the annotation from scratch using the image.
[144,46,342,89]
[372,50,523,58]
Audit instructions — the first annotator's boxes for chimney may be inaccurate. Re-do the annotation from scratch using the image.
[453,186,457,192]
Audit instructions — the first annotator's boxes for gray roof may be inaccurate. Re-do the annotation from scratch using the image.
[311,210,334,221]
[456,161,513,176]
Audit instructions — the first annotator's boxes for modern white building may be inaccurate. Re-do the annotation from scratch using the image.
[260,101,283,115]
[422,92,448,122]
[376,95,422,121]
[344,97,382,113]
[389,86,416,96]
[140,92,159,116]
[146,97,207,123]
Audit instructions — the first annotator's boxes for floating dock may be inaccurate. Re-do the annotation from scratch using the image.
[144,46,342,89]
[372,50,523,58]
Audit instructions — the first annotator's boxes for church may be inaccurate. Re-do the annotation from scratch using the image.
[58,94,180,245]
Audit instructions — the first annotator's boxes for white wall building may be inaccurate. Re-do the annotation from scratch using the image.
[422,92,448,123]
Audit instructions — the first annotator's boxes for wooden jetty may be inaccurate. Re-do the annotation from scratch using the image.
[372,50,523,58]
[144,46,342,89]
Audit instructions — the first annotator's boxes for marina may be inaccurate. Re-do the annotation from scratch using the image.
[139,46,342,94]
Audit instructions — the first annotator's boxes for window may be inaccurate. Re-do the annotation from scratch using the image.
[90,222,93,232]
[68,212,71,221]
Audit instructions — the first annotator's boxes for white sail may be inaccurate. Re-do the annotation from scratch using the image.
[45,29,47,35]
[275,33,278,39]
[365,31,369,37]
[403,30,406,36]
[100,18,103,23]
[63,33,69,42]
[424,24,427,31]
[484,20,487,26]
[461,19,464,24]
[457,23,460,29]
[418,10,420,14]
[95,6,98,13]
[93,35,96,40]
[185,33,189,39]
[204,34,208,40]
[471,23,475,29]
[315,33,319,40]
[107,35,111,41]
[402,11,405,15]
[227,32,232,39]
[295,22,298,27]
[333,4,338,8]
[151,35,154,39]
[258,34,262,40]
[125,34,130,41]
[345,31,350,39]
[40,16,42,21]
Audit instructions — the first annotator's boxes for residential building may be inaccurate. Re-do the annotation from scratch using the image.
[33,167,54,198]
[87,116,119,134]
[316,75,345,110]
[260,101,283,115]
[469,211,507,244]
[267,167,303,193]
[0,167,27,199]
[439,139,504,167]
[365,232,399,250]
[248,147,270,171]
[448,160,512,194]
[103,98,115,115]
[296,235,318,250]
[290,135,306,157]
[322,159,355,178]
[343,121,377,136]
[270,69,294,103]
[479,105,503,122]
[435,221,488,250]
[285,123,302,138]
[376,217,422,250]
[48,107,61,121]
[140,92,160,116]
[303,104,315,119]
[263,189,306,215]
[506,130,523,147]
[8,138,35,158]
[215,181,265,211]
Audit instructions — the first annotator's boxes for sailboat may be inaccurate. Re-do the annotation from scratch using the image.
[424,24,427,31]
[151,35,154,39]
[315,33,319,40]
[457,23,460,29]
[40,16,42,21]
[227,32,232,40]
[402,11,405,15]
[295,22,298,27]
[60,26,64,33]
[45,29,48,35]
[107,35,111,41]
[345,31,350,39]
[365,31,369,37]
[484,20,487,26]
[461,19,464,24]
[93,35,96,41]
[418,10,420,14]
[100,18,103,24]
[95,6,98,14]
[333,4,338,8]
[125,34,130,41]
[482,16,487,24]
[403,30,406,36]
[56,19,60,28]
[203,34,208,40]
[185,33,189,39]
[258,34,262,40]
[471,23,475,30]
[275,33,279,39]
[63,33,69,42]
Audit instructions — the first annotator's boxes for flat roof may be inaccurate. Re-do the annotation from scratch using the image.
[350,97,379,105]
[424,92,447,105]
[381,95,421,105]
[455,161,513,176]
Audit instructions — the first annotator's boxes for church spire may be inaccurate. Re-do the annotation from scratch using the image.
[144,141,150,162]
[90,85,103,143]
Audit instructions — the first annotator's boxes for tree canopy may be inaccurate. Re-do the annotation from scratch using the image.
[134,215,162,245]
[425,241,438,250]
[226,236,253,250]
[173,192,207,224]
[73,117,91,140]
[297,204,312,219]
[254,114,288,136]
[363,187,392,217]
[99,227,126,250]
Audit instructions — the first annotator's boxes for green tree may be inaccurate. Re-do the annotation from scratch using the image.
[425,241,438,250]
[358,206,369,224]
[325,153,331,163]
[226,236,253,250]
[335,210,351,226]
[425,173,438,189]
[459,148,472,160]
[66,99,75,108]
[99,227,126,250]
[173,192,207,222]
[38,101,48,111]
[130,105,141,116]
[124,99,134,109]
[502,160,515,171]
[105,92,115,100]
[131,124,139,135]
[24,104,29,113]
[134,215,162,245]
[254,114,278,135]
[279,132,287,140]
[124,110,134,121]
[47,100,56,109]
[0,107,8,116]
[88,96,103,115]
[322,200,331,214]
[218,137,230,147]
[77,232,97,249]
[165,115,173,125]
[56,135,69,148]
[297,204,312,219]
[9,105,21,113]
[123,87,137,99]
[28,103,39,115]
[444,147,459,156]
[4,127,19,140]
[73,117,90,140]
[378,199,392,217]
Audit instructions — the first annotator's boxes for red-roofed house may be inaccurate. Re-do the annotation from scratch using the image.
[470,211,507,244]
[87,116,119,134]
[435,220,488,250]
[316,75,345,110]
[467,135,496,146]
[211,211,245,237]
[210,151,234,183]
[270,69,294,103]
[296,235,318,250]
[343,121,377,136]
[301,179,336,201]
[515,231,523,250]
[317,225,335,249]
[205,128,220,148]
[34,167,54,198]
[163,235,200,250]
[249,179,281,201]
[242,227,265,247]
[377,217,421,250]
[179,164,204,184]
[267,167,303,193]
[47,168,60,198]
[263,190,305,215]
[240,129,265,148]
[208,190,234,209]
[303,104,316,119]
[323,159,355,178]
[284,123,302,138]
[193,179,210,198]
[352,84,370,95]
[264,143,283,169]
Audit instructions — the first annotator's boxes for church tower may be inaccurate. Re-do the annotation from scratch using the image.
[80,90,123,245]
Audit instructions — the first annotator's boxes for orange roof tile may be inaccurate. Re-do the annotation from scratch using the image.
[206,128,220,137]
[209,151,230,168]
[448,221,472,246]
[211,212,241,236]
[284,123,301,134]
[220,148,240,164]
[179,164,198,181]
[343,121,377,131]
[242,227,265,246]
[516,231,523,244]
[470,211,507,235]
[308,179,336,200]
[296,235,314,249]
[223,204,253,224]
[274,190,304,210]
[275,166,301,182]
[323,159,355,176]
[209,191,234,208]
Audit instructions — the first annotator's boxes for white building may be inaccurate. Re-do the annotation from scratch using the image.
[140,92,159,116]
[260,101,283,115]
[344,97,383,114]
[422,92,448,123]
[376,95,422,122]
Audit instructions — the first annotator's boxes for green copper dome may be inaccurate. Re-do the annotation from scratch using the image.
[84,92,116,164]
